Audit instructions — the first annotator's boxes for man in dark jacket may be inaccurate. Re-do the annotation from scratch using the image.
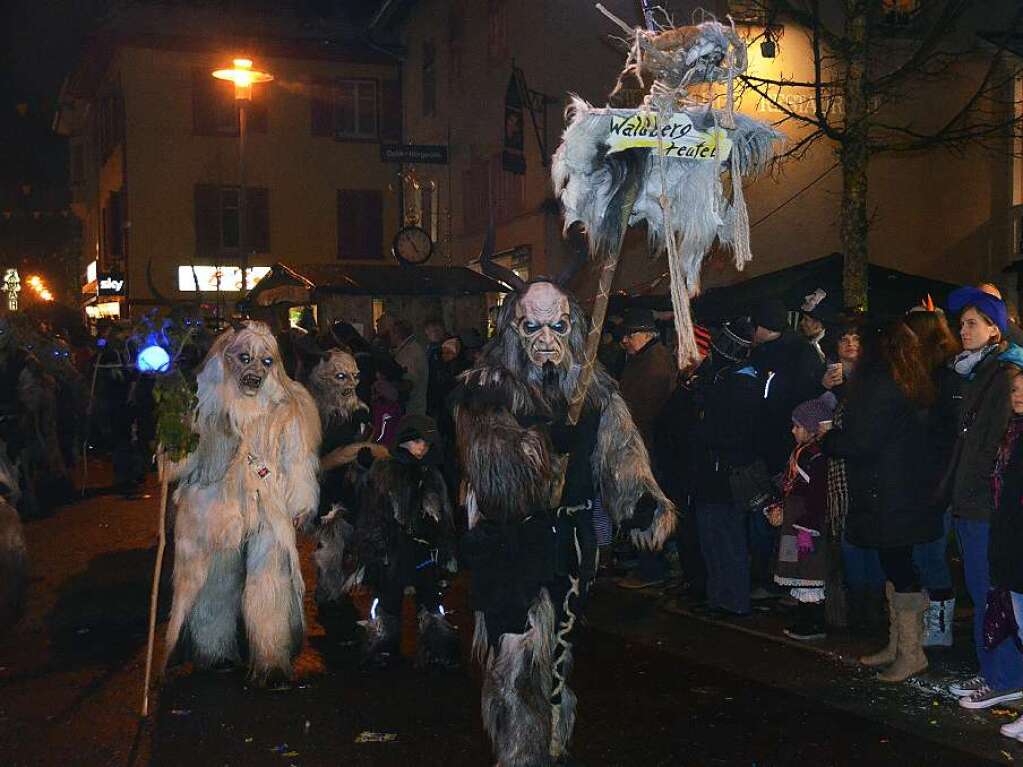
[616,308,677,589]
[686,319,762,615]
[748,299,825,596]
[617,308,677,450]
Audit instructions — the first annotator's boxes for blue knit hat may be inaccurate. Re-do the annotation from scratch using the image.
[948,286,1008,333]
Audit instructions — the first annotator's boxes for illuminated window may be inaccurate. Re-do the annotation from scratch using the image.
[177,265,271,292]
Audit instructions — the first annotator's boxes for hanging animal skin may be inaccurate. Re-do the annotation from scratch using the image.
[552,8,783,367]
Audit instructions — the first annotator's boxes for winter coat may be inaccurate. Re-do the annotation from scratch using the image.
[690,361,763,504]
[990,419,1023,593]
[618,337,677,451]
[774,442,828,587]
[751,332,826,473]
[822,370,941,548]
[943,343,1019,522]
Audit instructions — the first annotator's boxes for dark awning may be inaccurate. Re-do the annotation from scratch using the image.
[612,253,960,323]
[247,262,509,306]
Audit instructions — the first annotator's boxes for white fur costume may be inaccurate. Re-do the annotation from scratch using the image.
[165,322,320,683]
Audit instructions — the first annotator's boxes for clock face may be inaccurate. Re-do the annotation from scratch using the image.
[393,225,434,265]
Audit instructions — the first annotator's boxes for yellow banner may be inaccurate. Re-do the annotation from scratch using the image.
[607,112,732,161]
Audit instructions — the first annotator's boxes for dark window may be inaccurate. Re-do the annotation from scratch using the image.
[422,41,436,118]
[96,85,124,161]
[101,190,123,263]
[194,183,270,256]
[337,189,383,260]
[192,68,268,136]
[70,142,84,185]
[487,0,508,62]
[462,154,524,234]
[312,79,379,140]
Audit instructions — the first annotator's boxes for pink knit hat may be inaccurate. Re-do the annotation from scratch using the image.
[792,392,837,431]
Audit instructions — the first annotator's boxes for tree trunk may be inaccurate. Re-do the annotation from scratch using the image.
[840,2,870,311]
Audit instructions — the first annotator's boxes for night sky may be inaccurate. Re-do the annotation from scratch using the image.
[0,0,382,197]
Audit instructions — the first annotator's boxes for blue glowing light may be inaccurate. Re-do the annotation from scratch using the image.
[137,344,170,373]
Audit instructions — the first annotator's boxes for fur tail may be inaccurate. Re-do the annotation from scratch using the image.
[0,497,27,629]
[416,609,460,668]
[481,591,556,767]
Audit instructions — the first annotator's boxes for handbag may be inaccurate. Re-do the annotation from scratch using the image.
[729,458,778,513]
[983,587,1022,651]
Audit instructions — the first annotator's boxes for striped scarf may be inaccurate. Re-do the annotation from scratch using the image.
[825,401,850,536]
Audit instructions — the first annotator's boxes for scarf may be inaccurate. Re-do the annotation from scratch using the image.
[953,344,999,379]
[826,401,849,536]
[993,415,1023,508]
[783,440,821,496]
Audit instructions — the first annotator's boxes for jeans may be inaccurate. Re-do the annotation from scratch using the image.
[841,537,885,590]
[955,517,1023,691]
[1013,592,1023,648]
[913,509,953,597]
[695,501,750,614]
[877,545,919,593]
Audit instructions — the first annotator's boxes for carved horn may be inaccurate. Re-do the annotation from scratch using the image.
[556,223,590,287]
[478,217,525,292]
[146,257,173,307]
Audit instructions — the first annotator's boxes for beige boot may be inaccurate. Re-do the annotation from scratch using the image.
[877,591,929,683]
[860,582,897,667]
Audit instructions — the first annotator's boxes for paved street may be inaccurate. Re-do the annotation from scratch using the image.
[1,461,1021,766]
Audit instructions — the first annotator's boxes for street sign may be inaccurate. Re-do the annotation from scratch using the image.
[380,143,448,165]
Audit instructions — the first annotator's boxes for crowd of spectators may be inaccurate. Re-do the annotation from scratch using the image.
[604,285,1023,743]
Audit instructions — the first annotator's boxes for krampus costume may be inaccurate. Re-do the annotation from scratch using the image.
[453,262,675,765]
[305,349,374,605]
[350,415,458,668]
[165,321,320,684]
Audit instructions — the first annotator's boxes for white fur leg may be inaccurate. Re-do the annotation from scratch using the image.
[242,525,305,681]
[630,505,678,552]
[164,546,210,670]
[187,548,244,667]
[481,592,556,767]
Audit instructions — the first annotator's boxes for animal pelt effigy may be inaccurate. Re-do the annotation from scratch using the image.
[551,9,782,367]
[454,269,675,765]
[164,321,320,685]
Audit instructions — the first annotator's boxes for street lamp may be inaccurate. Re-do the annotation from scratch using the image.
[212,58,273,295]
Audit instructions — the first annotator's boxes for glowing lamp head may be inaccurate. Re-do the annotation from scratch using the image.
[212,57,273,101]
[137,344,171,373]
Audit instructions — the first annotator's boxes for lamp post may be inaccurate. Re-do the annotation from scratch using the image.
[212,58,273,296]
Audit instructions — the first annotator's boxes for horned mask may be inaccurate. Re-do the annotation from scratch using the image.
[515,282,573,368]
[309,349,364,419]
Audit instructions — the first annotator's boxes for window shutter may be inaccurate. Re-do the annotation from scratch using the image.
[248,86,268,133]
[379,78,402,143]
[192,68,215,134]
[247,187,270,252]
[338,190,384,260]
[194,184,221,255]
[108,190,123,259]
[310,80,333,137]
[363,190,383,259]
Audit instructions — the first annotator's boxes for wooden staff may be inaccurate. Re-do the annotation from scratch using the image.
[566,163,642,425]
[141,450,169,718]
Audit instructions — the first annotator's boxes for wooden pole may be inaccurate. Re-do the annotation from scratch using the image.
[566,163,642,425]
[141,450,169,718]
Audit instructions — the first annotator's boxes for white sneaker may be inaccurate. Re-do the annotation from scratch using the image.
[958,686,1023,710]
[948,675,985,697]
[1001,716,1023,741]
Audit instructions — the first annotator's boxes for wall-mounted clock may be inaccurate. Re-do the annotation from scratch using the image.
[392,225,434,266]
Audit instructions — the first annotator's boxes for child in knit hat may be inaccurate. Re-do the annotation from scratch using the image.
[767,392,837,641]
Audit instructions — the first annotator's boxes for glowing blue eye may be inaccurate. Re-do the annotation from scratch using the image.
[262,356,273,367]
[523,320,541,333]
[550,321,568,334]
[239,352,251,364]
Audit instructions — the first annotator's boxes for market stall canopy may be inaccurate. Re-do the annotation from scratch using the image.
[610,253,959,324]
[246,262,510,306]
